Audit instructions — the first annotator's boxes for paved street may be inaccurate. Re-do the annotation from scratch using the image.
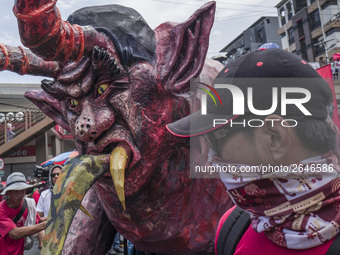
[24,235,124,255]
[24,235,41,255]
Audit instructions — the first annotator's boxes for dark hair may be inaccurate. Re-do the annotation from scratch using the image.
[293,118,335,154]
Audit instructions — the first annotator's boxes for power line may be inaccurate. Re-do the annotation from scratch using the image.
[214,0,275,9]
[218,7,277,13]
[150,0,277,12]
[215,12,277,22]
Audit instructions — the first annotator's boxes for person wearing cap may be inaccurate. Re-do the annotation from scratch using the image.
[0,172,47,255]
[36,164,62,249]
[26,179,43,204]
[167,49,340,254]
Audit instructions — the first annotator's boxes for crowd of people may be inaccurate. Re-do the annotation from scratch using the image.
[0,164,63,254]
[319,56,340,80]
[0,164,148,255]
[0,172,46,255]
[331,57,340,80]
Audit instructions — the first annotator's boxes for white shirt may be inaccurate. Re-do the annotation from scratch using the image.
[36,189,52,217]
[335,60,340,70]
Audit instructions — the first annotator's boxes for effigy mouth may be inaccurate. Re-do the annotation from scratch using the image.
[90,124,142,208]
[91,124,141,170]
[41,125,141,254]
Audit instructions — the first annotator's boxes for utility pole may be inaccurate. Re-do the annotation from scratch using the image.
[317,0,329,60]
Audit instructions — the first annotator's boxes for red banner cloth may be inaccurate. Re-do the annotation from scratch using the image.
[333,53,340,61]
[316,64,340,130]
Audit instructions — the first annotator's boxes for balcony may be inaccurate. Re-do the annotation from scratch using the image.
[0,105,55,157]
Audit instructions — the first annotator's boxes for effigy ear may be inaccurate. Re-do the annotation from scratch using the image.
[155,1,215,93]
[24,90,71,131]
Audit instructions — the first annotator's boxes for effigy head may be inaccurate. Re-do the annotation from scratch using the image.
[31,4,159,152]
[16,1,228,254]
[25,1,215,188]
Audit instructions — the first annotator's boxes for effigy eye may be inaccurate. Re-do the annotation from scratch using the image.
[70,99,78,107]
[98,83,109,96]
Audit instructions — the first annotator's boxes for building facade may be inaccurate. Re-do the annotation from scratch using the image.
[217,17,282,65]
[276,0,340,61]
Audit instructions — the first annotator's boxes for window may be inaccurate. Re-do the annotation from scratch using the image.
[310,9,321,30]
[280,7,286,26]
[326,27,340,36]
[288,28,295,45]
[296,0,307,13]
[297,20,304,38]
[312,37,325,57]
[256,27,266,43]
[322,0,338,10]
[300,38,308,60]
[287,2,293,21]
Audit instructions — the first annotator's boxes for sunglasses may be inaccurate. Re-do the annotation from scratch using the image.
[52,173,60,178]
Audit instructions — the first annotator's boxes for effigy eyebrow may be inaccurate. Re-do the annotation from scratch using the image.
[57,57,92,83]
[41,57,95,100]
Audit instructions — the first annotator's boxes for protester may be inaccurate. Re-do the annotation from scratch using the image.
[36,164,62,249]
[26,179,43,204]
[6,119,15,142]
[0,172,46,255]
[318,56,326,67]
[167,49,340,254]
[334,58,340,80]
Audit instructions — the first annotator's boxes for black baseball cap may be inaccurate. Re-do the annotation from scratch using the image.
[167,49,332,137]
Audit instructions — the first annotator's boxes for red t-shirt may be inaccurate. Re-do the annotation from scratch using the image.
[215,206,335,255]
[0,199,40,255]
[32,190,40,205]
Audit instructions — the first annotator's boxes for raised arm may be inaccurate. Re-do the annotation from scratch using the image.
[8,221,46,240]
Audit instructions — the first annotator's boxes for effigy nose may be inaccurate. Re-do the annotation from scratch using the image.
[75,116,98,142]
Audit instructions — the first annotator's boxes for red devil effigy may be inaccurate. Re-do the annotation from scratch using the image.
[1,1,233,254]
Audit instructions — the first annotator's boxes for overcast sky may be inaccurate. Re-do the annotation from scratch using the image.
[0,0,278,83]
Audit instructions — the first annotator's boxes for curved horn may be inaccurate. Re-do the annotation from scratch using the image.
[0,44,60,77]
[13,0,120,63]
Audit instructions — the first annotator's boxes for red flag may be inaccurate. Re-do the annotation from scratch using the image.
[333,53,340,61]
[316,64,340,130]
